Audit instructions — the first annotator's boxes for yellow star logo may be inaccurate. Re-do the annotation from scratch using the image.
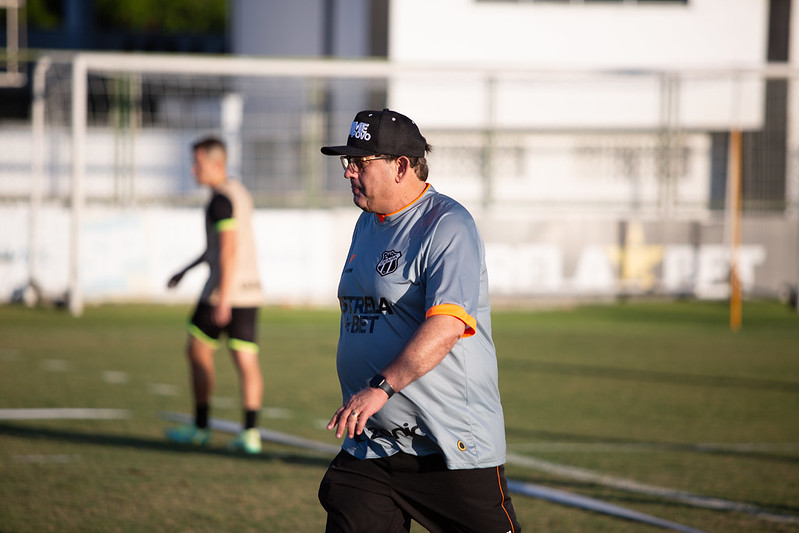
[606,222,664,291]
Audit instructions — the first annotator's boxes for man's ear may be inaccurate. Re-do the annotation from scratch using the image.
[395,156,410,182]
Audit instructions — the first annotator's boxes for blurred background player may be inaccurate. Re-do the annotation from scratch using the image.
[165,136,265,454]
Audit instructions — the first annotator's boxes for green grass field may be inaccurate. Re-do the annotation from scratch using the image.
[1,301,798,532]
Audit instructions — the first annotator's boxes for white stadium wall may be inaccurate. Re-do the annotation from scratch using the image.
[0,204,792,307]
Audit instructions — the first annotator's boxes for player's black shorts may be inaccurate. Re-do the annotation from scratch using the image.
[188,303,259,353]
[318,450,521,533]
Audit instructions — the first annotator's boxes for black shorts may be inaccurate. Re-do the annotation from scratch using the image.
[318,450,520,533]
[188,303,259,353]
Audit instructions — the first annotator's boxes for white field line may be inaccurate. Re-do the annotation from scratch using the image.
[147,383,180,396]
[0,408,131,420]
[506,452,799,525]
[261,407,293,419]
[507,480,707,533]
[101,371,129,384]
[41,359,69,372]
[12,454,81,464]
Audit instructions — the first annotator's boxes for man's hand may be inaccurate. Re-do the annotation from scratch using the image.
[327,387,390,439]
[213,300,232,326]
[167,271,185,289]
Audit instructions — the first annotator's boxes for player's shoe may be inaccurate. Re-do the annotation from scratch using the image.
[227,427,262,454]
[165,424,211,447]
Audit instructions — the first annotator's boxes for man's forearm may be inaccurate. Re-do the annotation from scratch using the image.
[380,314,466,393]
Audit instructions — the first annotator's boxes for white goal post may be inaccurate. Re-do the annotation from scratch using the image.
[23,52,799,316]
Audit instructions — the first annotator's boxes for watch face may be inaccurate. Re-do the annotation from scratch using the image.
[370,374,394,398]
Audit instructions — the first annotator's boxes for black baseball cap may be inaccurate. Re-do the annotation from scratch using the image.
[321,109,427,158]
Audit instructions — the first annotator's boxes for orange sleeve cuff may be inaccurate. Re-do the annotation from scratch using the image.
[426,304,477,338]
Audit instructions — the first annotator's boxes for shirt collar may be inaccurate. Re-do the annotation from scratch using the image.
[376,183,431,224]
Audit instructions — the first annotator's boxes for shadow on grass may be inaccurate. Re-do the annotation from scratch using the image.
[504,360,799,393]
[0,422,334,468]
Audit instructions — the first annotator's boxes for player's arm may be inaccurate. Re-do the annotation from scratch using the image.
[328,313,467,439]
[167,252,207,288]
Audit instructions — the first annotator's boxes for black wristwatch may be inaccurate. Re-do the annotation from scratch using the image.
[369,374,395,399]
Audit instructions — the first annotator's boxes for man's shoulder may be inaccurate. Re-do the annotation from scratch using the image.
[422,186,475,223]
[217,178,255,205]
[219,178,248,193]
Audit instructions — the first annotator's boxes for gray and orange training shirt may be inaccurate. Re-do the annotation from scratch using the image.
[336,184,507,470]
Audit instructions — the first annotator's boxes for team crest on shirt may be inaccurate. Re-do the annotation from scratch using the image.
[376,250,402,276]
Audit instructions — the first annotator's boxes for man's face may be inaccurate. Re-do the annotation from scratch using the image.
[192,148,225,186]
[344,156,395,214]
[192,150,212,186]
